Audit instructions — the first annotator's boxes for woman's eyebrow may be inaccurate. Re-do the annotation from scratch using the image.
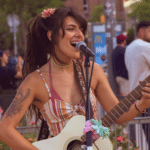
[66,24,76,27]
[66,24,83,29]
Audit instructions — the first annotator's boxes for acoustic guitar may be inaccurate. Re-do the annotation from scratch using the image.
[32,75,150,150]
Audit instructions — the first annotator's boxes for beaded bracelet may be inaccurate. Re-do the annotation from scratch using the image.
[134,101,146,114]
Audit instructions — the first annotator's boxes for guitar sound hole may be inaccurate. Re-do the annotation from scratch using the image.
[67,140,85,150]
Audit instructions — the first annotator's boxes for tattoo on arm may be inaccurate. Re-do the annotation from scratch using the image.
[5,89,31,118]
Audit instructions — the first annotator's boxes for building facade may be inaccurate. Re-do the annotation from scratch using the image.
[64,0,125,22]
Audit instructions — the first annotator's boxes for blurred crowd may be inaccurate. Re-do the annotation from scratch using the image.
[0,49,24,92]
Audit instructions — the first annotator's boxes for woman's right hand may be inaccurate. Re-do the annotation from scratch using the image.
[0,72,40,150]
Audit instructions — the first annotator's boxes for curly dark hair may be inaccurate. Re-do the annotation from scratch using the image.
[22,7,87,125]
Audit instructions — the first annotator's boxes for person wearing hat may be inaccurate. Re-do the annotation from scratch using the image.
[0,50,23,90]
[111,34,129,96]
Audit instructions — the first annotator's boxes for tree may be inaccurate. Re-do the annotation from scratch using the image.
[128,0,150,21]
[0,11,13,50]
[0,0,64,54]
[87,3,123,23]
[87,4,104,22]
[126,27,134,45]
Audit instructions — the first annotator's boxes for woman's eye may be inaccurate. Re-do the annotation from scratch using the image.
[66,28,74,31]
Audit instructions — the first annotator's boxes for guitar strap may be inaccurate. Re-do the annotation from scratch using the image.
[37,119,49,141]
[38,59,93,141]
[73,59,94,119]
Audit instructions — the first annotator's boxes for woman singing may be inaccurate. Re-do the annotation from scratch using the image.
[0,7,150,150]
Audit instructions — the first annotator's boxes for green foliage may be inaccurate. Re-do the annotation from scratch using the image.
[109,124,140,150]
[0,12,13,50]
[0,0,64,52]
[88,4,104,22]
[1,0,64,17]
[126,27,135,45]
[0,141,10,150]
[0,132,37,149]
[128,0,150,21]
[24,132,37,143]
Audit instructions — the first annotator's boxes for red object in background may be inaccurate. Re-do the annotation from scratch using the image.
[116,136,123,142]
[0,107,3,114]
[101,55,107,61]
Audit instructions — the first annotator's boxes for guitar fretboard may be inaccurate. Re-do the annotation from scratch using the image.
[101,75,150,127]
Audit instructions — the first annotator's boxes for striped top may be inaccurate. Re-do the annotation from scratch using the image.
[36,60,98,137]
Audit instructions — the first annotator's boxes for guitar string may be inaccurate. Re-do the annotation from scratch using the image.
[68,139,83,150]
[67,137,99,150]
[67,135,90,150]
[68,140,99,150]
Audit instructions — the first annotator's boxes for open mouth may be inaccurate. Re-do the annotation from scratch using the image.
[70,43,77,48]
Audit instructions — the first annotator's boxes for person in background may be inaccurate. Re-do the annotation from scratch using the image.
[0,50,23,90]
[125,21,150,149]
[112,34,129,96]
[0,8,150,150]
[15,52,24,88]
[5,49,17,70]
[17,52,24,66]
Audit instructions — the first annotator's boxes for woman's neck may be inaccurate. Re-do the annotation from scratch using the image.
[50,56,74,72]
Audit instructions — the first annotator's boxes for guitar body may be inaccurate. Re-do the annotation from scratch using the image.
[33,115,113,150]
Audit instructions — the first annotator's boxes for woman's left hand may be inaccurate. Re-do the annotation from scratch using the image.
[140,82,150,110]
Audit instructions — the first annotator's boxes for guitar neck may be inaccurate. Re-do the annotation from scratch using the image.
[101,75,150,128]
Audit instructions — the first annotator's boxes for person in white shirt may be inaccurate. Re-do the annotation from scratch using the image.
[125,21,150,150]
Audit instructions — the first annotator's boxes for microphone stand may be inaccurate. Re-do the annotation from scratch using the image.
[84,55,93,150]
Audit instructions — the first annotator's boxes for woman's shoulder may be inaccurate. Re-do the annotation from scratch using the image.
[21,71,41,89]
[80,59,104,75]
[80,60,105,90]
[90,62,106,81]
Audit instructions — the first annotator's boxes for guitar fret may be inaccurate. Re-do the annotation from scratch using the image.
[109,111,118,120]
[117,105,124,113]
[105,115,114,125]
[139,84,143,89]
[134,89,141,97]
[125,97,132,105]
[102,117,111,126]
[135,86,143,98]
[113,107,121,116]
[121,101,128,109]
[107,112,118,124]
[127,94,136,104]
[111,109,120,118]
[130,93,137,101]
[107,114,114,123]
[102,121,107,127]
[144,80,148,83]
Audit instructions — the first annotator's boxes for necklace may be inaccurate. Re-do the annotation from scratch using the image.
[51,58,73,68]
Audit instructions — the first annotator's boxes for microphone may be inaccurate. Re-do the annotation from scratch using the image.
[76,41,95,57]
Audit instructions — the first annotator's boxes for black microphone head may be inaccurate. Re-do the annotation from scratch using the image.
[76,41,86,51]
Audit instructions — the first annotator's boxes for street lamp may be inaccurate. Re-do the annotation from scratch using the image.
[7,14,20,56]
